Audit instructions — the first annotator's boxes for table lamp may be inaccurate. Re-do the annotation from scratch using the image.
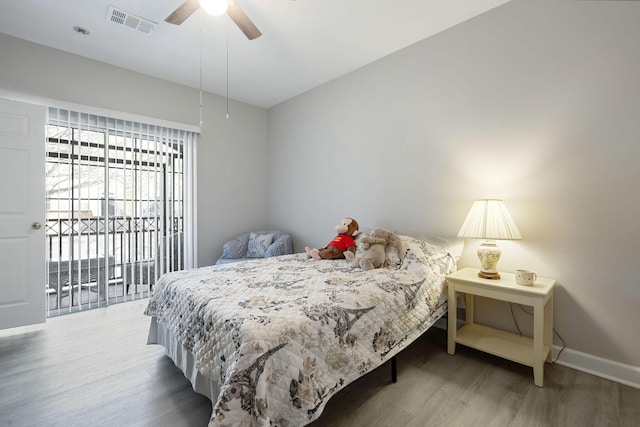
[457,199,522,279]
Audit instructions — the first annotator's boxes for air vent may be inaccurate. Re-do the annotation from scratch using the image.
[107,6,156,34]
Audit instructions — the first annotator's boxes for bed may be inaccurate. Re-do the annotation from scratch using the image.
[144,234,456,426]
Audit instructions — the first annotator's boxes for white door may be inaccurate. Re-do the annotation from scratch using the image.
[0,98,46,330]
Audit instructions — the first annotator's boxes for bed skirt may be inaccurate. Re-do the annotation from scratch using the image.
[147,317,220,402]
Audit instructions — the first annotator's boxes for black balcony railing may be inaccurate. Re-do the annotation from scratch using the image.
[45,214,182,313]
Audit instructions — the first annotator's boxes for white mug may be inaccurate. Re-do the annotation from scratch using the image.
[515,269,537,286]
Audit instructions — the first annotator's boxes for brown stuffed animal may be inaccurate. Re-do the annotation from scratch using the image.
[345,228,404,270]
[305,217,360,260]
[344,234,387,270]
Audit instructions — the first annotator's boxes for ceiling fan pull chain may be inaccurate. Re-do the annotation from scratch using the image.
[199,9,204,127]
[226,20,230,120]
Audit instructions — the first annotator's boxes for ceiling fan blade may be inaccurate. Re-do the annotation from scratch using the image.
[227,1,262,40]
[165,0,200,25]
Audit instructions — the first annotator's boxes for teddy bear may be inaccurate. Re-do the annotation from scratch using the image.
[344,233,387,270]
[345,228,404,270]
[374,228,405,268]
[305,217,360,260]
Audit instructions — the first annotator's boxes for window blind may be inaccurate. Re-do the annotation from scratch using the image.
[45,107,197,314]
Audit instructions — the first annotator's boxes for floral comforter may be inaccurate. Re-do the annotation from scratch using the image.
[144,235,455,426]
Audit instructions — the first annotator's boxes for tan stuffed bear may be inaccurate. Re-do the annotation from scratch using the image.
[344,233,387,270]
[373,228,405,268]
[345,228,404,270]
[305,217,360,260]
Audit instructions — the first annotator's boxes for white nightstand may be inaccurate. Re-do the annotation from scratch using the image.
[446,267,556,387]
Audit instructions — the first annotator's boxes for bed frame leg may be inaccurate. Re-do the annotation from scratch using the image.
[391,356,397,383]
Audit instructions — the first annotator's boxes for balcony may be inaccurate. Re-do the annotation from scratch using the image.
[45,213,182,313]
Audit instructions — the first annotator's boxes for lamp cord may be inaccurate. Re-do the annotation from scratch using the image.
[509,303,566,363]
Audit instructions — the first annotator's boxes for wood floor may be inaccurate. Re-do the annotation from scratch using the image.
[1,299,638,427]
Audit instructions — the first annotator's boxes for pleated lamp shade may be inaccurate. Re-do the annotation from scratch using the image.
[457,199,522,240]
[457,199,521,279]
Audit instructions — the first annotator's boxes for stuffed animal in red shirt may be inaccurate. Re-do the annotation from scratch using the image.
[305,217,360,260]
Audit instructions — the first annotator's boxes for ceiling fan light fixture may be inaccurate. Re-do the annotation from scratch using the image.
[200,0,228,16]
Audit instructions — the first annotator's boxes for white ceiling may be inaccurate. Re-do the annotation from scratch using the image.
[0,0,511,108]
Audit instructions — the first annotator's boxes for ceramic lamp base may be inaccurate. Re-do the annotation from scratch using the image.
[478,270,501,280]
[477,241,501,280]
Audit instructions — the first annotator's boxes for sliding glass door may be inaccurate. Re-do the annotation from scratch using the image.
[45,108,196,315]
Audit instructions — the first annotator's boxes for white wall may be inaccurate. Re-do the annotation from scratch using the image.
[0,33,269,267]
[268,0,640,380]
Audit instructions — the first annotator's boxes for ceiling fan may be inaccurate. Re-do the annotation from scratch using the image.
[165,0,262,40]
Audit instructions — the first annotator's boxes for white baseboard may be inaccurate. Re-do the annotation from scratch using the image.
[433,318,639,389]
[553,345,640,389]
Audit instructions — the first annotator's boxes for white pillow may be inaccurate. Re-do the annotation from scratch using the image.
[246,232,273,258]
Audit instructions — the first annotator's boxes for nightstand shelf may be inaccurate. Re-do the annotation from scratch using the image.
[455,324,552,367]
[447,267,556,387]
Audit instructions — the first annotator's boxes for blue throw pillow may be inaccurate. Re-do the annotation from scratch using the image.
[246,232,273,258]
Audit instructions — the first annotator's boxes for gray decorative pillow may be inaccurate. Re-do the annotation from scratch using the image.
[246,232,273,258]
